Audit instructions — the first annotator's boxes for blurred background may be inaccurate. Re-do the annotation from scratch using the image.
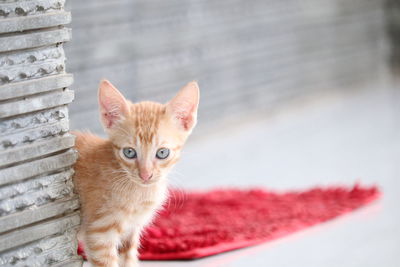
[67,0,391,133]
[66,0,400,266]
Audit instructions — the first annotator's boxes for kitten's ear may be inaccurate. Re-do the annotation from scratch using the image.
[166,81,200,132]
[98,79,130,129]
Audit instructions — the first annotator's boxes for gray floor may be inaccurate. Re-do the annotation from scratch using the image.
[85,79,400,267]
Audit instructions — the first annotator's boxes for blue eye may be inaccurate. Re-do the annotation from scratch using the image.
[123,147,137,159]
[156,148,170,159]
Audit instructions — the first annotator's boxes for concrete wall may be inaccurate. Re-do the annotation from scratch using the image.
[0,0,82,266]
[66,0,388,134]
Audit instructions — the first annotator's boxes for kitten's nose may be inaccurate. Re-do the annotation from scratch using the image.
[139,170,153,181]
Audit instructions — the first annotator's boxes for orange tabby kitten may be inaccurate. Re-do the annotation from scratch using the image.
[73,80,199,267]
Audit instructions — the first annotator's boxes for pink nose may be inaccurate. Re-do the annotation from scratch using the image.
[139,171,153,181]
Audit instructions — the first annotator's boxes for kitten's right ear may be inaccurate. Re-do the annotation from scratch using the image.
[98,79,130,129]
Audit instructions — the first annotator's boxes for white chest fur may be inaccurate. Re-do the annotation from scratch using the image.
[114,181,168,232]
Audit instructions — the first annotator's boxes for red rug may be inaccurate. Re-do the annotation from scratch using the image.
[78,184,379,260]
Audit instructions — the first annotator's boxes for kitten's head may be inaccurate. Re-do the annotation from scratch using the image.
[98,80,199,186]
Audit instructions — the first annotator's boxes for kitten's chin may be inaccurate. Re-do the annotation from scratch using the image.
[129,177,162,187]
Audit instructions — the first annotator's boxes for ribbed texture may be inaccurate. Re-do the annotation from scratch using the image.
[0,0,82,266]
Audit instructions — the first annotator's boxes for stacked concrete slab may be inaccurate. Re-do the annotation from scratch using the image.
[0,0,82,266]
[65,0,387,134]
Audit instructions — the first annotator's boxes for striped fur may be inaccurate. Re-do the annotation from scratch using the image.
[73,80,199,266]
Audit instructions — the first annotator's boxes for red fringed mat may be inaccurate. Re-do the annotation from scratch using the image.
[78,185,379,260]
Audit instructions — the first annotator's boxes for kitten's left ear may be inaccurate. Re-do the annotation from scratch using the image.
[166,81,200,132]
[98,79,130,129]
